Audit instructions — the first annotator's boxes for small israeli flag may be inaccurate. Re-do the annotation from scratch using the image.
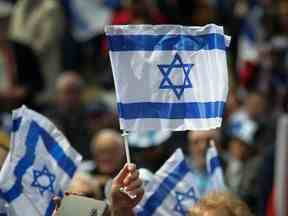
[0,106,82,216]
[105,24,230,131]
[206,142,226,191]
[134,149,199,216]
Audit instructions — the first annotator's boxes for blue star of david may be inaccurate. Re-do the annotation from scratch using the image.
[31,165,56,196]
[174,187,198,215]
[158,53,193,99]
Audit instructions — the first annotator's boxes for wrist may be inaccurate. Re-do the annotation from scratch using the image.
[111,207,134,216]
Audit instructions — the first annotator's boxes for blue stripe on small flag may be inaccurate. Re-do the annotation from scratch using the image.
[107,33,226,51]
[117,101,225,119]
[209,156,221,175]
[1,121,77,203]
[39,127,78,178]
[12,117,22,132]
[137,160,190,215]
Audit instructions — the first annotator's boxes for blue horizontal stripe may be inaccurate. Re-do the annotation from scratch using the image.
[137,160,190,216]
[107,33,226,51]
[117,101,225,119]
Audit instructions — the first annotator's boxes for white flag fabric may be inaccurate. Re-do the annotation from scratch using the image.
[105,24,230,132]
[0,106,82,216]
[134,149,199,216]
[206,144,226,191]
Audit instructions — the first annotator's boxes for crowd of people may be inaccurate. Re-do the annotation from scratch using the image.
[0,0,287,215]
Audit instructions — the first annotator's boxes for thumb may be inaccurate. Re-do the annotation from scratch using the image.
[114,163,136,185]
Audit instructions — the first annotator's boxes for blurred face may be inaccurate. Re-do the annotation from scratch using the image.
[56,83,83,110]
[92,132,124,175]
[188,131,214,170]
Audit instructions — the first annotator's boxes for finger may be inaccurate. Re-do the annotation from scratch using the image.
[125,179,143,192]
[114,163,136,185]
[66,192,87,197]
[52,196,61,209]
[127,187,144,198]
[123,169,139,186]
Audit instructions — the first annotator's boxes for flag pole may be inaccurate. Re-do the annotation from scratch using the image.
[209,139,216,148]
[122,130,131,164]
[121,130,136,199]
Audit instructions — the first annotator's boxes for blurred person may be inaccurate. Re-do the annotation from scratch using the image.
[45,72,91,159]
[189,191,253,216]
[89,129,125,199]
[0,0,44,110]
[225,118,260,212]
[9,0,64,101]
[190,0,217,26]
[52,163,144,216]
[86,101,119,134]
[228,92,266,131]
[187,130,221,196]
[90,129,125,176]
[60,0,112,83]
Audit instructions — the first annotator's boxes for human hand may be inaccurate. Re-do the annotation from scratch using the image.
[110,163,144,216]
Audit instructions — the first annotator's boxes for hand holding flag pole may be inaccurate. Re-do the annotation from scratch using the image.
[121,131,136,199]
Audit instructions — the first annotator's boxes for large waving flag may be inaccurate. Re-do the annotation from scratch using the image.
[134,149,199,216]
[206,142,226,192]
[105,24,230,131]
[0,106,82,216]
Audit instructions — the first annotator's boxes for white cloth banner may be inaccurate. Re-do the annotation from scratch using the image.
[105,24,230,131]
[0,106,82,216]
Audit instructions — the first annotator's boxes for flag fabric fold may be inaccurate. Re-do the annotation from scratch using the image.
[105,24,230,131]
[134,149,199,216]
[0,106,82,216]
[206,143,226,191]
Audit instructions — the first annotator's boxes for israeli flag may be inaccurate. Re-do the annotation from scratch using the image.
[105,24,230,131]
[0,106,82,216]
[134,149,199,216]
[206,143,226,191]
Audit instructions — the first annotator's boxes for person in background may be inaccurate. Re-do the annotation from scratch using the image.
[225,118,260,212]
[189,191,253,216]
[45,72,91,159]
[187,130,221,196]
[0,0,44,111]
[9,0,64,101]
[228,92,266,128]
[88,129,125,199]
